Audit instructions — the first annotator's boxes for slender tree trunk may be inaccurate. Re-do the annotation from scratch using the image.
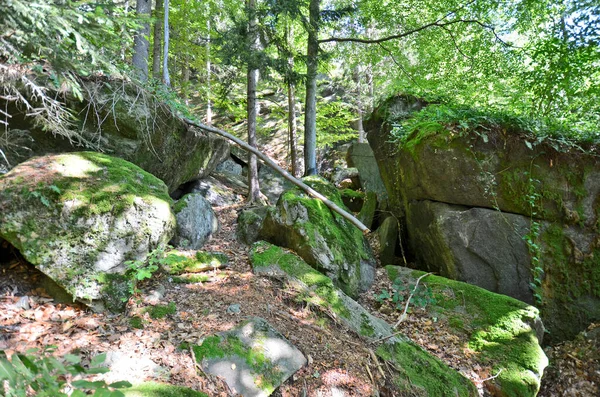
[288,76,300,178]
[152,0,163,79]
[182,55,190,103]
[303,0,320,176]
[121,0,130,61]
[286,25,300,178]
[163,0,171,87]
[133,0,151,80]
[247,0,260,203]
[206,15,213,125]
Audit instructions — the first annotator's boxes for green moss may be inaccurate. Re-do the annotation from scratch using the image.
[340,189,365,199]
[250,241,350,318]
[193,334,283,394]
[96,272,131,312]
[123,381,208,397]
[274,177,372,296]
[162,250,229,275]
[384,266,547,396]
[129,316,144,329]
[359,313,375,337]
[171,274,211,284]
[47,152,173,217]
[376,340,477,396]
[172,197,189,214]
[147,302,176,319]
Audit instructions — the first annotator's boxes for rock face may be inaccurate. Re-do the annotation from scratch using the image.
[385,266,548,397]
[406,201,533,303]
[171,194,218,249]
[0,152,176,311]
[259,177,376,297]
[3,79,229,192]
[250,242,478,396]
[193,317,306,397]
[367,95,600,341]
[377,216,399,266]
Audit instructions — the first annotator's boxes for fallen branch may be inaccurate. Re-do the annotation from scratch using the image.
[183,117,370,234]
[393,272,434,328]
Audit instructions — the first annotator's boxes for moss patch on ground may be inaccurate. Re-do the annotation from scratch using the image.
[162,250,229,275]
[250,241,350,318]
[147,302,176,319]
[123,381,208,397]
[385,266,547,397]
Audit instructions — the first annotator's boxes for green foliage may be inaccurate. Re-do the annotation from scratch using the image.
[375,277,436,311]
[123,247,166,299]
[389,103,592,146]
[0,347,131,397]
[316,100,358,147]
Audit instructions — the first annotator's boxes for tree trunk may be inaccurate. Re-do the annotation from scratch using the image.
[303,0,320,176]
[152,0,163,79]
[163,0,171,87]
[133,0,151,80]
[288,76,300,178]
[182,55,190,103]
[182,117,370,234]
[286,23,300,178]
[247,0,261,203]
[206,15,213,125]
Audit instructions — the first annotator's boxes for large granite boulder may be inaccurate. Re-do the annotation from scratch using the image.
[367,95,600,341]
[2,79,229,192]
[171,193,219,249]
[0,152,176,311]
[258,177,376,297]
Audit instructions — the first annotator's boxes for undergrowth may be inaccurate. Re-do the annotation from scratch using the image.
[390,103,599,148]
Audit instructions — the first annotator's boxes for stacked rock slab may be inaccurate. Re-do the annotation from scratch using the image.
[367,94,600,341]
[0,152,175,311]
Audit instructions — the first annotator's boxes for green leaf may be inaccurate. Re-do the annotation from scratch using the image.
[90,353,107,367]
[108,381,132,388]
[72,379,107,389]
[0,357,17,382]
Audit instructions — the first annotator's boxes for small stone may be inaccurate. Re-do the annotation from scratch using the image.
[227,304,241,314]
[15,296,30,310]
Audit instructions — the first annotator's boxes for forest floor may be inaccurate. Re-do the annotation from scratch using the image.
[1,204,598,396]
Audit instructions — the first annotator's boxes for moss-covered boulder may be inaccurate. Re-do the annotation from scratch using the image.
[367,95,600,341]
[3,79,229,192]
[123,382,208,397]
[250,242,478,396]
[258,177,376,297]
[193,317,306,397]
[0,152,175,311]
[385,266,548,397]
[237,206,269,245]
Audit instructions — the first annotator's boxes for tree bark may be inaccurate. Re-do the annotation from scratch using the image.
[133,0,151,80]
[182,117,370,234]
[152,0,163,79]
[353,66,365,143]
[246,0,261,203]
[303,0,320,176]
[163,0,171,87]
[287,24,300,178]
[206,15,213,125]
